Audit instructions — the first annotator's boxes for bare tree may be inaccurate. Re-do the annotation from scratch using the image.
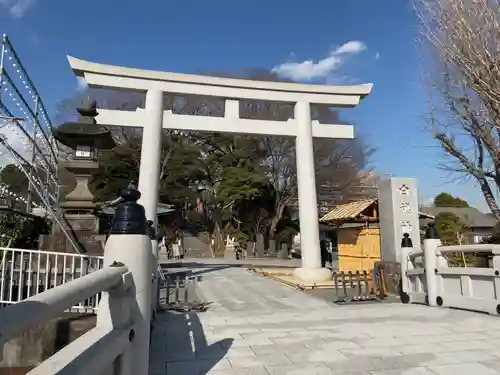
[415,0,500,221]
[315,137,375,203]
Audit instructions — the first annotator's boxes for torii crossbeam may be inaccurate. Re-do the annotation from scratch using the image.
[68,56,372,282]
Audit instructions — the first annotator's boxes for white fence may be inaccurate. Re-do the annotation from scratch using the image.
[401,239,500,316]
[0,248,104,313]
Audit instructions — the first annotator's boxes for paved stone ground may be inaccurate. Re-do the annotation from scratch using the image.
[150,267,500,375]
[159,257,303,268]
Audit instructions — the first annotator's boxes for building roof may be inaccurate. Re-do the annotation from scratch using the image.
[320,198,436,223]
[419,206,496,228]
[320,199,377,222]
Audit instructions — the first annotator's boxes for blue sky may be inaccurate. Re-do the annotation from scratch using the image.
[0,0,488,210]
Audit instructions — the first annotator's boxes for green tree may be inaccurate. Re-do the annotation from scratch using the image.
[435,212,466,244]
[434,192,469,208]
[0,212,48,249]
[234,183,275,243]
[189,132,268,255]
[0,213,21,247]
[434,212,474,266]
[0,165,48,209]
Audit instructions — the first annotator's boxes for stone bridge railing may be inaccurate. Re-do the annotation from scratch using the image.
[401,224,500,316]
[0,189,155,374]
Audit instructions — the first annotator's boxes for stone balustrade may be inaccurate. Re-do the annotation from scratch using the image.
[401,225,500,316]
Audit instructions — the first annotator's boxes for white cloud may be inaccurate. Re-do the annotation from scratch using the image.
[0,0,35,19]
[0,121,32,166]
[375,52,381,60]
[272,40,367,82]
[336,41,366,54]
[76,77,88,92]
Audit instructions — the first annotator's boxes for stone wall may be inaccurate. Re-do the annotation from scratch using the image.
[0,313,96,372]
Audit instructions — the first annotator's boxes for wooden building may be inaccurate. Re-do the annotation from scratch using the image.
[320,199,433,272]
[320,199,380,272]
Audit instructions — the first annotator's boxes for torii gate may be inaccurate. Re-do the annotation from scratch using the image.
[68,56,372,283]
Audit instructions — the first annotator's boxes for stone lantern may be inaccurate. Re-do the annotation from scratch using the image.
[41,100,116,254]
[53,100,115,213]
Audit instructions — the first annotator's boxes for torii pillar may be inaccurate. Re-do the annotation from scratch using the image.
[293,101,329,281]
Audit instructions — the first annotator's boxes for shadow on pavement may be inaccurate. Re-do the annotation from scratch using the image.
[162,260,300,270]
[161,264,234,279]
[154,311,232,375]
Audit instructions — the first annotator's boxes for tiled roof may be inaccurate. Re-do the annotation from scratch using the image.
[319,199,436,224]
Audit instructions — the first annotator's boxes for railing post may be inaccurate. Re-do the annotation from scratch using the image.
[492,247,500,315]
[423,222,441,307]
[98,188,152,375]
[399,233,413,304]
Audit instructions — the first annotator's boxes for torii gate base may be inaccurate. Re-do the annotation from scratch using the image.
[68,56,372,283]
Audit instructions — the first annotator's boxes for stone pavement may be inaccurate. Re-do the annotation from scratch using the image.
[150,267,500,375]
[159,256,303,268]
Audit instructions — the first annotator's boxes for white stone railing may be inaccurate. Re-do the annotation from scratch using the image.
[0,248,104,313]
[0,222,154,373]
[401,249,427,305]
[401,236,500,316]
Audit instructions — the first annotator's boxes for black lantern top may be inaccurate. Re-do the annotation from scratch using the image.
[53,100,116,150]
[109,188,148,235]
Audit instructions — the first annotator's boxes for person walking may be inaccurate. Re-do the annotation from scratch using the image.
[320,239,328,268]
[172,236,181,260]
[177,237,184,259]
[158,234,168,259]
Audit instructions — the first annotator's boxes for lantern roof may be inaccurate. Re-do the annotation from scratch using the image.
[53,100,116,150]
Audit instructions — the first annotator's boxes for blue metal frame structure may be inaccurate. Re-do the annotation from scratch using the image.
[0,33,59,212]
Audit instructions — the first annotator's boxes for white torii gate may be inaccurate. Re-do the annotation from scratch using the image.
[68,56,372,282]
